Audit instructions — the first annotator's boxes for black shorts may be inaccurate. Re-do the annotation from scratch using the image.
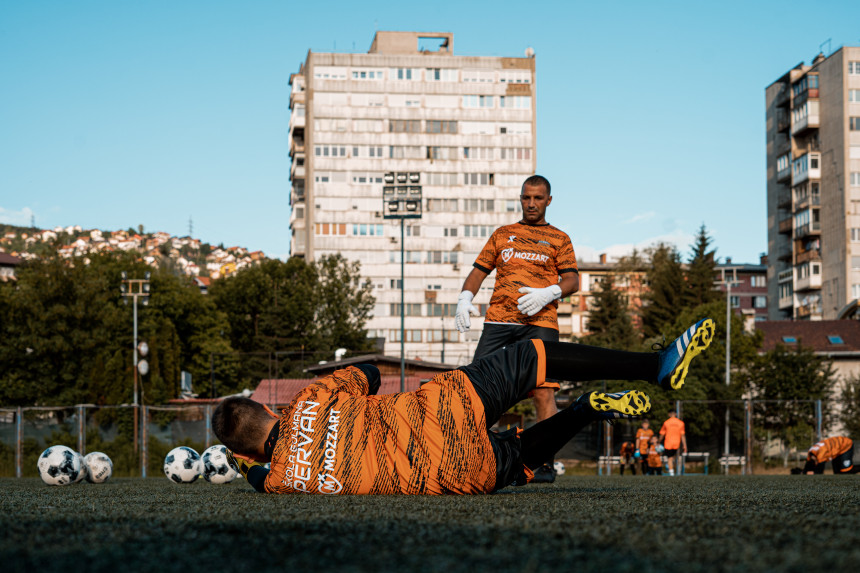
[473,323,559,361]
[833,446,855,473]
[664,449,678,458]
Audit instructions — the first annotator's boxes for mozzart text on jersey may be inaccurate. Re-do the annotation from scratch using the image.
[284,400,343,494]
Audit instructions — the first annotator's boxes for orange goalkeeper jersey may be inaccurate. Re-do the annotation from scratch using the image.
[807,436,853,464]
[473,221,577,330]
[264,366,497,495]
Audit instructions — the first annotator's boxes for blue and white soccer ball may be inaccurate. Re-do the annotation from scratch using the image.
[84,451,113,484]
[553,461,566,476]
[38,445,85,486]
[201,445,239,484]
[163,446,202,484]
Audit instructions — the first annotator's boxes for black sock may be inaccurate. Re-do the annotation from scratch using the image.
[543,341,659,383]
[520,399,596,470]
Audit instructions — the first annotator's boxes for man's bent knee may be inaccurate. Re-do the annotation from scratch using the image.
[532,388,558,422]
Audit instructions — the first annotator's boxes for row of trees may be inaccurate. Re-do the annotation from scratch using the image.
[0,252,375,407]
[583,225,858,456]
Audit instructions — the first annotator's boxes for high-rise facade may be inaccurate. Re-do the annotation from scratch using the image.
[765,47,860,320]
[288,32,536,364]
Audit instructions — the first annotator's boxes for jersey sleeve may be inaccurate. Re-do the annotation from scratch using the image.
[473,232,498,274]
[314,366,378,396]
[556,233,578,274]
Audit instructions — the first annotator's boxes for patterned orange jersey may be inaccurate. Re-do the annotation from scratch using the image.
[474,222,577,330]
[647,444,663,468]
[807,436,853,464]
[620,441,635,456]
[264,366,497,495]
[636,428,654,455]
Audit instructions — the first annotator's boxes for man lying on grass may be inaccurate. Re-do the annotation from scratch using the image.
[212,319,715,495]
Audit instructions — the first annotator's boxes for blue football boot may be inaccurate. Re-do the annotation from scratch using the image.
[657,318,715,391]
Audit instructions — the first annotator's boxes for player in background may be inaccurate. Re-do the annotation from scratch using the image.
[214,319,714,495]
[658,411,687,476]
[635,419,654,475]
[792,436,859,474]
[619,440,637,475]
[646,435,664,475]
[455,175,578,482]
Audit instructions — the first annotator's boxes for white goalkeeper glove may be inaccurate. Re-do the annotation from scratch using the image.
[455,291,480,332]
[517,284,562,317]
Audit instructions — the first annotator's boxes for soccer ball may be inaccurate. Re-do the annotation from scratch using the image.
[163,446,202,484]
[37,445,84,486]
[73,451,87,483]
[553,461,566,476]
[201,445,239,484]
[84,452,113,484]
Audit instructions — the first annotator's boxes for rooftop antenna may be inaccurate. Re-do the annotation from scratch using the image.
[30,213,35,228]
[188,216,193,237]
[819,38,831,56]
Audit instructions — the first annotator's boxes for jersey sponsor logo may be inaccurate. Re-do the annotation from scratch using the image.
[501,247,514,262]
[317,473,343,494]
[285,400,320,492]
[508,235,516,243]
[500,247,549,264]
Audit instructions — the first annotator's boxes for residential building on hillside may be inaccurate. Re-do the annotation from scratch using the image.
[765,46,860,320]
[288,31,537,365]
[715,256,769,331]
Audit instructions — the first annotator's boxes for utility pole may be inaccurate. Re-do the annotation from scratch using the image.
[715,267,739,474]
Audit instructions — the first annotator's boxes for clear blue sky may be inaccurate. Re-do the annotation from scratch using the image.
[2,1,858,262]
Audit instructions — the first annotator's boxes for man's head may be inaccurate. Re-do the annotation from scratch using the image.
[641,419,650,429]
[211,397,278,460]
[668,410,677,418]
[520,175,552,225]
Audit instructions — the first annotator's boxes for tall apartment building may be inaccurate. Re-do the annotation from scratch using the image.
[765,46,860,320]
[288,32,537,365]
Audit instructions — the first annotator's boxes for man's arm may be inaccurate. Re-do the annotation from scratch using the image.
[681,434,688,453]
[455,267,489,332]
[559,272,579,297]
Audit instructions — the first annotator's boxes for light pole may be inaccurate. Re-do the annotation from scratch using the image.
[121,271,151,455]
[383,172,422,392]
[715,267,739,474]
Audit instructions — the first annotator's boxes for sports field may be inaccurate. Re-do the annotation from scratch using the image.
[2,475,858,572]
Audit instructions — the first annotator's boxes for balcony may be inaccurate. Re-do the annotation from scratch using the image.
[794,194,820,211]
[794,221,821,238]
[795,249,820,264]
[792,114,820,135]
[777,192,792,210]
[795,272,822,292]
[778,294,793,310]
[777,166,792,183]
[778,217,793,234]
[776,112,791,133]
[778,269,793,283]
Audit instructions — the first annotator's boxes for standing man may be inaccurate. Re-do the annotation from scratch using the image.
[659,410,687,476]
[455,175,579,482]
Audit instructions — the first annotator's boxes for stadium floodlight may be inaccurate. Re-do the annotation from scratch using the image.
[119,272,152,474]
[382,175,423,392]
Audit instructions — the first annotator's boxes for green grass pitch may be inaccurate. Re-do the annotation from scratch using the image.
[2,475,859,572]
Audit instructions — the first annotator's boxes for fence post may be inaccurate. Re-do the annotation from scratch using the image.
[604,422,613,476]
[205,405,212,448]
[815,400,822,441]
[141,406,147,479]
[745,400,752,475]
[16,406,23,478]
[77,405,85,455]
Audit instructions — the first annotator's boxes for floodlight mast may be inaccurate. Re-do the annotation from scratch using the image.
[382,173,422,392]
[120,273,151,476]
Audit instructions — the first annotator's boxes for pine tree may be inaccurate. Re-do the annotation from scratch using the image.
[583,274,639,351]
[684,224,720,308]
[640,243,685,339]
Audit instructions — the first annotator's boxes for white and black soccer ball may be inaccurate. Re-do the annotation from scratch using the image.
[201,445,239,484]
[38,445,85,486]
[553,461,566,476]
[164,446,202,484]
[84,451,113,484]
[73,451,88,483]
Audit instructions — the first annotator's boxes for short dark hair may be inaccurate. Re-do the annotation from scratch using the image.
[211,397,273,456]
[522,175,551,195]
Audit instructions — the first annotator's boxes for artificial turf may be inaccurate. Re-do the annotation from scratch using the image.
[2,475,858,573]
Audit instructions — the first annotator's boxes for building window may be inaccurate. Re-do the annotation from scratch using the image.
[427,303,458,317]
[351,69,383,80]
[424,173,459,186]
[828,335,845,344]
[426,251,458,264]
[853,284,860,299]
[315,223,348,236]
[852,173,860,187]
[782,336,797,344]
[750,275,767,287]
[730,295,740,308]
[389,146,423,159]
[499,96,531,109]
[443,227,458,237]
[752,296,767,308]
[426,198,458,211]
[352,224,384,236]
[463,95,494,108]
[850,89,860,103]
[405,330,422,342]
[464,225,494,238]
[390,68,419,80]
[499,148,532,160]
[389,303,422,316]
[849,62,860,75]
[428,329,459,342]
[390,279,402,289]
[426,68,457,82]
[499,70,530,84]
[464,173,494,186]
[464,199,495,212]
[463,147,493,160]
[462,69,495,83]
[427,146,458,160]
[426,120,458,134]
[389,120,421,133]
[389,251,422,264]
[314,145,347,157]
[405,225,420,237]
[851,117,860,131]
[506,200,517,212]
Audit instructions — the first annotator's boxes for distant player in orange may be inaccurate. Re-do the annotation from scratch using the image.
[635,419,654,475]
[212,319,714,495]
[792,436,859,474]
[619,440,637,475]
[659,410,687,476]
[455,175,579,482]
[646,435,663,475]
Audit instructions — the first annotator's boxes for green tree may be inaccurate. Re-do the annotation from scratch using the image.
[838,375,860,439]
[684,224,720,309]
[640,243,685,339]
[583,274,639,351]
